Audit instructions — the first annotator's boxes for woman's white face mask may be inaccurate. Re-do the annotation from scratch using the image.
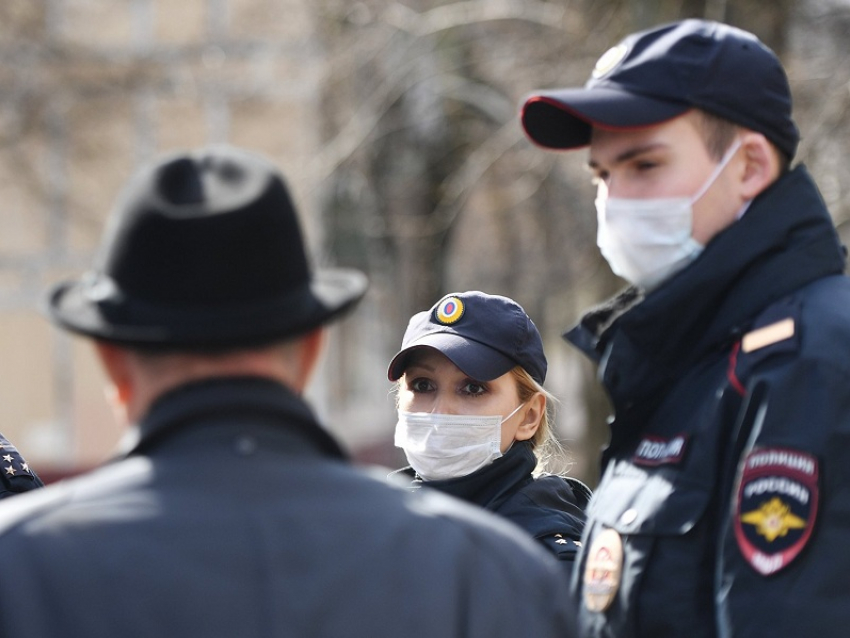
[394,403,524,481]
[595,138,742,290]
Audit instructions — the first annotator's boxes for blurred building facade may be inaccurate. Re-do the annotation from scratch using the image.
[0,0,402,477]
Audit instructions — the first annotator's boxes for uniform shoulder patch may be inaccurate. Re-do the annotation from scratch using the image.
[734,447,819,575]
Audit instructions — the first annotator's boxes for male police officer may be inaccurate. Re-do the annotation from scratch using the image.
[521,19,850,637]
[0,145,574,637]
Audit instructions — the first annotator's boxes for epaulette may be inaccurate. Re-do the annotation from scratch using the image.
[0,433,44,498]
[728,297,802,396]
[540,533,582,560]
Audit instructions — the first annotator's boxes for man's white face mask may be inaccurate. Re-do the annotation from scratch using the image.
[394,403,525,481]
[595,138,742,290]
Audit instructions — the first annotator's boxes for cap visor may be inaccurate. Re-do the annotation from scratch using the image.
[521,88,689,149]
[387,332,516,382]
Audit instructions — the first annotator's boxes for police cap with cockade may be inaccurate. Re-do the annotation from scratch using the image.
[388,291,547,385]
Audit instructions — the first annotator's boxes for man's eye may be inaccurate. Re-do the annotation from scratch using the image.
[635,161,658,171]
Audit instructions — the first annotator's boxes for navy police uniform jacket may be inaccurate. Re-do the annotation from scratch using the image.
[567,166,850,637]
[0,432,43,499]
[0,377,574,637]
[392,440,590,567]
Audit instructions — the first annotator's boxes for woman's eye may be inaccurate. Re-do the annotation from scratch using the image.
[461,381,487,396]
[409,378,434,393]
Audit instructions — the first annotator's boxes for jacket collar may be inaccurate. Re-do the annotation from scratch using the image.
[394,440,537,510]
[119,376,347,460]
[566,165,846,411]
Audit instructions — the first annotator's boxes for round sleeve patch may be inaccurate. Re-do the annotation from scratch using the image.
[734,447,819,576]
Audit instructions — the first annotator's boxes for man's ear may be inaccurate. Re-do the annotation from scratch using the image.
[514,392,545,442]
[93,341,135,425]
[739,132,782,200]
[94,341,133,402]
[294,328,326,390]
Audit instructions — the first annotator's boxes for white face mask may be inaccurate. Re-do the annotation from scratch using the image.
[595,138,742,290]
[394,403,525,481]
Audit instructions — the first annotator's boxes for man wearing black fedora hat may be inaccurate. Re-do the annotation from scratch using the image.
[522,19,850,638]
[0,145,574,636]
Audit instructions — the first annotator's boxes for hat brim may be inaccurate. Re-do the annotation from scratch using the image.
[47,267,368,349]
[387,333,516,383]
[521,88,690,150]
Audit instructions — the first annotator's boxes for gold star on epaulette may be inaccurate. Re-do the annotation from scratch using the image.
[5,465,16,476]
[2,455,12,463]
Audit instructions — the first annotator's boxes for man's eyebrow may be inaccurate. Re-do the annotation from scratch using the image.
[588,142,668,170]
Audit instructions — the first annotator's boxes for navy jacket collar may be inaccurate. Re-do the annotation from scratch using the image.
[392,440,537,510]
[393,441,588,541]
[120,376,347,460]
[566,165,845,413]
[422,440,538,510]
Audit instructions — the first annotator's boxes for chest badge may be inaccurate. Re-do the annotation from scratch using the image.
[583,528,624,613]
[734,447,819,575]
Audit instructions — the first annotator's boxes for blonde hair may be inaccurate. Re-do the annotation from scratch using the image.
[509,366,570,476]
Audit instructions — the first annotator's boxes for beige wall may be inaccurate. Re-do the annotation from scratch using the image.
[0,312,55,456]
[0,0,352,476]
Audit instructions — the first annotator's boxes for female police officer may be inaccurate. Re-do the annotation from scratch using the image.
[387,290,589,567]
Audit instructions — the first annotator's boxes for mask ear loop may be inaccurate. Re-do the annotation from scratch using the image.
[499,401,528,454]
[500,402,527,425]
[690,137,742,205]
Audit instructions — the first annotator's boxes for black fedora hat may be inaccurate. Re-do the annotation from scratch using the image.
[48,145,368,348]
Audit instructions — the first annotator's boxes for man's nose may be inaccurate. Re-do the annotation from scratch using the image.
[598,177,620,199]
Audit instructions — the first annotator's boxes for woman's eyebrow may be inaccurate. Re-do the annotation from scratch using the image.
[405,362,436,373]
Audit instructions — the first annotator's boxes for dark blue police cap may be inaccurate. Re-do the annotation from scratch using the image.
[387,291,547,385]
[521,19,799,159]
